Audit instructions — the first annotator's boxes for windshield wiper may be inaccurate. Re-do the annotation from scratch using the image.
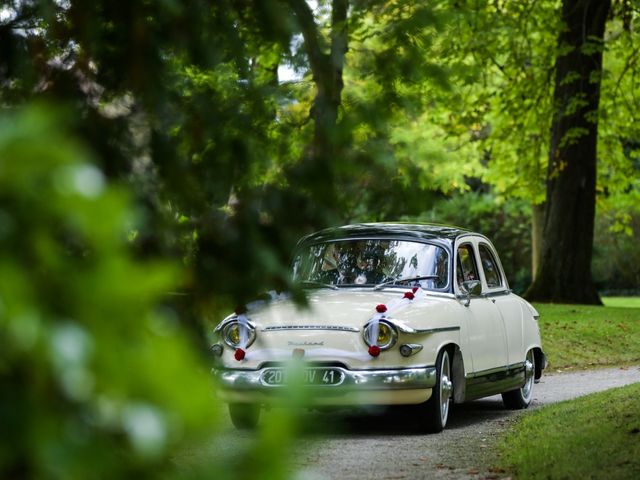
[373,275,439,291]
[299,280,339,290]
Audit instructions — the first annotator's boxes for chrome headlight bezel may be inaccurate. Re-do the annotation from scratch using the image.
[217,318,257,349]
[363,319,398,351]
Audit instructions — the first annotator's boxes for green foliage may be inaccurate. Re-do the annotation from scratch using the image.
[598,13,640,204]
[498,382,640,479]
[1,0,315,315]
[535,302,640,369]
[0,105,223,477]
[413,192,532,293]
[2,0,640,475]
[343,1,478,199]
[414,0,561,203]
[593,210,640,292]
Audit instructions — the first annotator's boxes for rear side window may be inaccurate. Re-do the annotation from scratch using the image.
[479,244,502,288]
[456,244,479,287]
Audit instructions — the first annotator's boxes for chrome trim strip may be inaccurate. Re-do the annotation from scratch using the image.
[214,366,437,391]
[464,361,527,401]
[214,318,233,333]
[422,292,457,299]
[412,326,461,334]
[396,325,461,335]
[465,361,525,379]
[262,325,360,333]
[484,290,512,298]
[382,317,460,335]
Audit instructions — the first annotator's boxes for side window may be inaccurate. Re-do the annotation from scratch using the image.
[456,244,479,287]
[479,244,503,288]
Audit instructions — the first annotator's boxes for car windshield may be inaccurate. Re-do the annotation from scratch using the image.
[292,239,449,290]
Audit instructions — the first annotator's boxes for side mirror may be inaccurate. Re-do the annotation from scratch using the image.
[461,280,482,307]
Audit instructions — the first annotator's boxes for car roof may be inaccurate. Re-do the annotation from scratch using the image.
[298,222,473,247]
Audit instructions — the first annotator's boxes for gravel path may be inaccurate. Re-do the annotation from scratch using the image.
[203,366,640,480]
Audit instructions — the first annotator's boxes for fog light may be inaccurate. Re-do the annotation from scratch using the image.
[399,344,423,357]
[211,344,223,357]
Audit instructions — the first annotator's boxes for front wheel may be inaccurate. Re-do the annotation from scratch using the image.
[502,349,535,409]
[229,403,260,430]
[419,349,453,433]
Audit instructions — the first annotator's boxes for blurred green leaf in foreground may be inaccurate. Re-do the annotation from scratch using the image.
[0,105,220,478]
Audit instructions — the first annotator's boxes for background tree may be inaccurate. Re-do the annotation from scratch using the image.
[0,1,448,476]
[397,1,639,301]
[525,0,611,304]
[2,0,640,476]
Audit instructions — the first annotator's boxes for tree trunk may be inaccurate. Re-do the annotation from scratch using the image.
[286,0,348,212]
[525,0,610,304]
[531,202,544,282]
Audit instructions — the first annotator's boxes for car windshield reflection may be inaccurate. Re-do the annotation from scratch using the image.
[292,239,449,290]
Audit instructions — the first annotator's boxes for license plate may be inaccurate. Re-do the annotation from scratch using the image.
[261,368,344,386]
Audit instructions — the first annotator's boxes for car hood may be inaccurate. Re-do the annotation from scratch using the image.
[243,288,456,329]
[217,288,462,368]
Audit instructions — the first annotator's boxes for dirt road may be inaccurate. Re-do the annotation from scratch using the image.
[203,366,640,480]
[286,366,640,480]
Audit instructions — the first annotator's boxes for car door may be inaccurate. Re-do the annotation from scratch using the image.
[477,241,525,366]
[455,239,509,374]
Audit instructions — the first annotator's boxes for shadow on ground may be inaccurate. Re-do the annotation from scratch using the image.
[265,395,515,437]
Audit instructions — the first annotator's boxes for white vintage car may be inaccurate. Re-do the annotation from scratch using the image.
[211,223,546,432]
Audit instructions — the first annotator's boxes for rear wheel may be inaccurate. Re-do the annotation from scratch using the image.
[229,403,260,430]
[502,349,535,409]
[420,349,453,433]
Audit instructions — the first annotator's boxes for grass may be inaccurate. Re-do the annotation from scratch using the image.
[497,382,640,479]
[534,299,640,370]
[496,298,640,479]
[602,296,640,309]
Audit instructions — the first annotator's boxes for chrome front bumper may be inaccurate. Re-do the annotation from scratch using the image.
[214,366,437,392]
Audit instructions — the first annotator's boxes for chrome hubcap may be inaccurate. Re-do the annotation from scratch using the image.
[440,352,451,424]
[521,351,534,401]
[442,378,453,397]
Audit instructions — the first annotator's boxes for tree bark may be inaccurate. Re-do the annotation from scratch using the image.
[531,202,544,282]
[525,0,610,304]
[286,0,348,210]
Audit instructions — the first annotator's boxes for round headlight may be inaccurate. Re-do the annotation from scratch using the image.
[221,320,256,348]
[363,319,398,350]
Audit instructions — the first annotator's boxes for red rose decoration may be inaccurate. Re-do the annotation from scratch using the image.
[368,345,381,357]
[376,304,387,313]
[403,292,415,300]
[234,348,246,361]
[412,287,419,293]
